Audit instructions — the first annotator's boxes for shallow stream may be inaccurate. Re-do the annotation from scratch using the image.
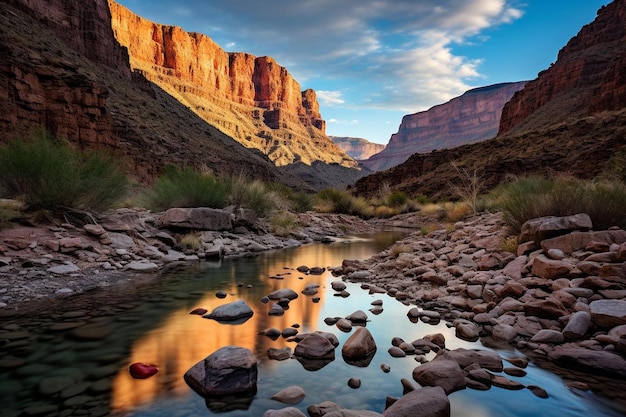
[0,231,624,417]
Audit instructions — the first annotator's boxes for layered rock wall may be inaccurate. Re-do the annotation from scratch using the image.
[362,82,526,172]
[499,1,626,134]
[0,0,127,149]
[331,137,385,161]
[108,1,353,168]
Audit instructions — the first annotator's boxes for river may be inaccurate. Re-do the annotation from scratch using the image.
[0,231,623,417]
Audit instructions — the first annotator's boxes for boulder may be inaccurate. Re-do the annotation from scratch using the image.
[541,230,626,255]
[447,348,503,372]
[268,288,299,300]
[519,214,592,244]
[412,350,466,394]
[589,300,626,328]
[345,310,368,324]
[342,327,377,362]
[294,332,336,360]
[529,329,565,344]
[263,407,307,417]
[562,311,592,340]
[548,344,626,377]
[268,347,292,361]
[184,346,257,397]
[203,300,254,322]
[531,255,572,280]
[270,385,306,404]
[382,386,450,417]
[158,207,233,231]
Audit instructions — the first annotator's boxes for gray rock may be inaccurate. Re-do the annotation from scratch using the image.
[563,311,592,340]
[203,300,254,322]
[268,288,299,300]
[548,344,626,377]
[126,261,159,272]
[268,347,292,361]
[47,263,80,275]
[589,299,626,328]
[263,407,307,417]
[382,386,450,417]
[412,350,466,394]
[294,332,336,360]
[447,348,503,371]
[342,327,377,361]
[159,207,233,231]
[345,310,368,324]
[184,346,257,397]
[270,385,306,405]
[529,329,565,344]
[519,213,592,244]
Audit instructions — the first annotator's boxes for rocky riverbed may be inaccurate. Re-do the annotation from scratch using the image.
[0,206,378,314]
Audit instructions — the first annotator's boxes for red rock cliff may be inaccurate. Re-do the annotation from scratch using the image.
[362,82,526,172]
[108,1,353,168]
[499,1,626,135]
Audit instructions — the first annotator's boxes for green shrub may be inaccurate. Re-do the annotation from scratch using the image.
[0,135,128,211]
[490,175,626,233]
[144,166,229,211]
[387,191,408,208]
[227,175,276,217]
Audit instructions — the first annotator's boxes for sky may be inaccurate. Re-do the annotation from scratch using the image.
[115,0,611,144]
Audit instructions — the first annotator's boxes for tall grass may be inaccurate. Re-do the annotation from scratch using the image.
[0,135,128,211]
[488,175,626,233]
[144,166,229,211]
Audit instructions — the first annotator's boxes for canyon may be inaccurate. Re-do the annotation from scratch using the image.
[361,82,527,172]
[0,0,358,190]
[107,1,355,170]
[353,1,626,200]
[331,136,385,161]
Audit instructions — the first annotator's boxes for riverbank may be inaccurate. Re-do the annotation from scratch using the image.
[334,210,626,398]
[0,207,383,315]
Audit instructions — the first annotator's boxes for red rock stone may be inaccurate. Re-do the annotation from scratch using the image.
[129,362,159,379]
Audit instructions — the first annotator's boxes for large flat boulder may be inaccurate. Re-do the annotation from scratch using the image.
[548,344,626,377]
[158,207,233,231]
[541,230,626,255]
[184,346,258,397]
[412,350,466,394]
[589,300,626,328]
[203,300,254,323]
[519,214,592,244]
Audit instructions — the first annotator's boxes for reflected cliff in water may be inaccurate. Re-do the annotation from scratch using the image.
[109,232,405,413]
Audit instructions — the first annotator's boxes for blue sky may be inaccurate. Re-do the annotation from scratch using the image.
[115,0,610,144]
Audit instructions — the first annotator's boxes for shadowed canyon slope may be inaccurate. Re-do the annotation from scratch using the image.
[361,82,527,172]
[0,0,306,186]
[331,137,386,161]
[108,1,355,170]
[353,1,626,200]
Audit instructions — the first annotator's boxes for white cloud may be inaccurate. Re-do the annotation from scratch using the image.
[317,91,346,106]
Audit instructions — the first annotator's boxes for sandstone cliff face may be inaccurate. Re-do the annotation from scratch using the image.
[108,1,354,168]
[0,0,302,187]
[0,0,126,149]
[362,82,527,172]
[499,1,626,135]
[331,137,385,161]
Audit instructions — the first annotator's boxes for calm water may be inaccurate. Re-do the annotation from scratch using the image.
[0,231,624,417]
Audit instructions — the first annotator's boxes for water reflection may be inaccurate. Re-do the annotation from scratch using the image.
[1,230,624,417]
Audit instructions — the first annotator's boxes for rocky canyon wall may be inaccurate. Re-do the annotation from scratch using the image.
[331,137,385,161]
[0,0,129,149]
[499,1,626,135]
[108,1,354,168]
[362,82,527,172]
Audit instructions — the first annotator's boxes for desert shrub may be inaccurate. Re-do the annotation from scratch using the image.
[227,175,276,216]
[0,135,128,211]
[490,175,626,233]
[387,191,408,208]
[145,166,229,211]
[314,188,374,218]
[269,210,299,236]
[449,162,484,215]
[374,205,397,218]
[446,201,473,222]
[179,233,201,250]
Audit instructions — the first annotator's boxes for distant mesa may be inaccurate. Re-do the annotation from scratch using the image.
[331,136,386,161]
[361,81,527,172]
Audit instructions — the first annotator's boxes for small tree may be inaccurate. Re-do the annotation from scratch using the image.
[449,162,483,215]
